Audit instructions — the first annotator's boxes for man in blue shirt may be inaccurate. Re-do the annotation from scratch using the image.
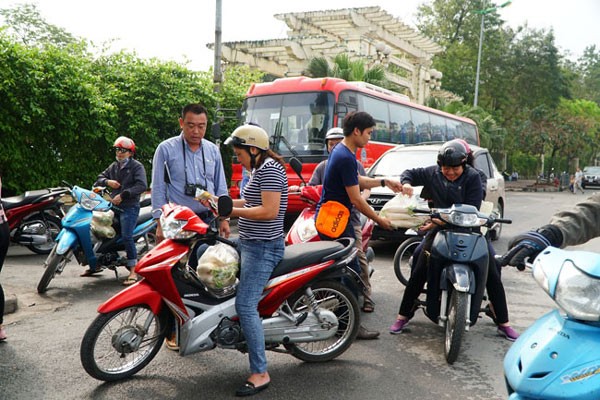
[151,103,229,240]
[316,111,404,339]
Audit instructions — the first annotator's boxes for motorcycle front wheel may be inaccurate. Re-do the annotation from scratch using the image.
[80,305,167,382]
[284,280,360,362]
[25,213,62,255]
[444,289,468,364]
[393,236,421,286]
[37,246,70,294]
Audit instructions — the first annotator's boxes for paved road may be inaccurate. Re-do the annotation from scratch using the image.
[1,190,598,399]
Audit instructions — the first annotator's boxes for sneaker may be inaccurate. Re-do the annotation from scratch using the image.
[356,325,380,340]
[497,325,519,341]
[389,319,409,334]
[0,326,6,341]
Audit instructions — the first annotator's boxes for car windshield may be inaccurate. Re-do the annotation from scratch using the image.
[583,167,600,175]
[369,150,437,177]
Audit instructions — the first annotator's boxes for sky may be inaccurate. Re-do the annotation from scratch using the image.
[3,0,600,71]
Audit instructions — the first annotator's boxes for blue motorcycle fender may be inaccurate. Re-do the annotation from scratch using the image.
[504,309,600,400]
[440,264,475,294]
[55,229,79,255]
[133,219,157,238]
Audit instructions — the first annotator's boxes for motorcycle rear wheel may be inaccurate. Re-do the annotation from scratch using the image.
[37,247,70,294]
[393,236,421,286]
[445,289,468,364]
[80,305,167,382]
[284,280,360,362]
[25,213,62,255]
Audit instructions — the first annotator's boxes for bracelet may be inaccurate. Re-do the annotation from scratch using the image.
[380,179,385,187]
[220,217,231,222]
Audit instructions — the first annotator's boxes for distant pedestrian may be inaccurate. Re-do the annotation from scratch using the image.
[573,167,585,194]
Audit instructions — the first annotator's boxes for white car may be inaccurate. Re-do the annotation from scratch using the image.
[367,143,506,241]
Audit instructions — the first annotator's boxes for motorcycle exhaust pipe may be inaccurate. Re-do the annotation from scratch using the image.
[16,234,49,245]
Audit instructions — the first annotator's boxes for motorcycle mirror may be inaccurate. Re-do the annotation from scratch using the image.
[289,157,306,184]
[217,196,233,217]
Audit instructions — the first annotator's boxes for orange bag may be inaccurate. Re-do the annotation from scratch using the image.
[315,201,350,239]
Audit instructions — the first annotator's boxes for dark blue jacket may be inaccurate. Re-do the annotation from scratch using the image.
[401,165,483,209]
[95,159,147,208]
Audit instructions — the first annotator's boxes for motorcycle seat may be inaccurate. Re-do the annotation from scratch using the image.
[136,206,154,225]
[272,240,349,277]
[1,188,59,210]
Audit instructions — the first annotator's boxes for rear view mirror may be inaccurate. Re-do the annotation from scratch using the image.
[218,196,233,217]
[211,122,221,142]
[289,157,304,183]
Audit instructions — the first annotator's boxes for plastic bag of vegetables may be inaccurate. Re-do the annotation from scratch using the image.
[379,194,429,229]
[91,210,116,238]
[197,243,239,289]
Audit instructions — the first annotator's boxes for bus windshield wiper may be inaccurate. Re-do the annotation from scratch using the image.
[279,135,299,158]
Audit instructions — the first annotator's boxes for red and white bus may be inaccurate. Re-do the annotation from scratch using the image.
[230,76,479,213]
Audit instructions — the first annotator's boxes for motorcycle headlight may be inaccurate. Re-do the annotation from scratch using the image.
[554,261,600,321]
[80,192,103,211]
[160,213,196,240]
[439,210,486,227]
[296,217,318,242]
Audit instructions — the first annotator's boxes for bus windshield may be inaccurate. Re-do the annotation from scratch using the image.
[240,92,335,159]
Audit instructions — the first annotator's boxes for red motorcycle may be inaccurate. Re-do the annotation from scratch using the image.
[80,197,362,382]
[2,186,69,254]
[285,158,375,264]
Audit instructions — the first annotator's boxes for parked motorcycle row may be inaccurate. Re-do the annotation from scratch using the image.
[15,159,597,399]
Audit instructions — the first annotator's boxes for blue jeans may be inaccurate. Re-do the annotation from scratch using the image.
[118,205,140,269]
[236,237,284,374]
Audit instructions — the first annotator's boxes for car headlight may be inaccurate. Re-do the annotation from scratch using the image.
[554,261,600,321]
[296,217,318,242]
[80,192,103,211]
[439,210,486,227]
[160,213,196,240]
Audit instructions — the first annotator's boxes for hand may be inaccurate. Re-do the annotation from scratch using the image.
[288,185,301,193]
[107,180,121,189]
[401,183,414,197]
[111,194,122,205]
[384,179,403,193]
[377,216,394,231]
[219,219,231,238]
[502,231,553,270]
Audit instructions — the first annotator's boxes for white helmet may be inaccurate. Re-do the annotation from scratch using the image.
[325,127,344,141]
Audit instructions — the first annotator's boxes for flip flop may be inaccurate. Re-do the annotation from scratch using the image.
[122,277,138,286]
[235,381,270,397]
[362,300,375,313]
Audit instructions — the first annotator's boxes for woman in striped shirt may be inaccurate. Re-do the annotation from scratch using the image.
[224,124,287,397]
[0,175,9,341]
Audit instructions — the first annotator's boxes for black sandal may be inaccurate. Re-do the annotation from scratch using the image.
[235,381,270,397]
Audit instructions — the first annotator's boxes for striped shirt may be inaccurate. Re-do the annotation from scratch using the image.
[0,177,6,224]
[238,158,288,240]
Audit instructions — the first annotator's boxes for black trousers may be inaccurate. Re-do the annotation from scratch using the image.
[398,229,509,324]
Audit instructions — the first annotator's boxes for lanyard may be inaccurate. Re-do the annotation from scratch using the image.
[182,139,206,187]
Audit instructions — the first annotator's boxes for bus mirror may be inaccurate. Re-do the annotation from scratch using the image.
[211,122,221,142]
[289,157,305,183]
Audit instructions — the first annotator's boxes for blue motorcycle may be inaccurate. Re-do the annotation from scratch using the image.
[504,247,600,399]
[37,184,157,293]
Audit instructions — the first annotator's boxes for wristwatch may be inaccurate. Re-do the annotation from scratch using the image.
[380,179,386,187]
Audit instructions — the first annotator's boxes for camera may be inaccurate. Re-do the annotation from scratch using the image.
[184,183,205,197]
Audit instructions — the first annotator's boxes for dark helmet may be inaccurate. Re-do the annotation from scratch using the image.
[437,140,467,167]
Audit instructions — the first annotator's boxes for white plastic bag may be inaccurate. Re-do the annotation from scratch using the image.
[91,210,116,238]
[379,194,429,229]
[197,243,239,289]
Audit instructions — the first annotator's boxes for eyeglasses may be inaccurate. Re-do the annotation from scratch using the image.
[114,147,130,153]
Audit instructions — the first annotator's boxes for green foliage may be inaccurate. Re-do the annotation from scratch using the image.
[305,54,388,87]
[0,4,261,194]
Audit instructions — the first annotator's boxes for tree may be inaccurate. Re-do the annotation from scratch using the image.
[305,54,387,87]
